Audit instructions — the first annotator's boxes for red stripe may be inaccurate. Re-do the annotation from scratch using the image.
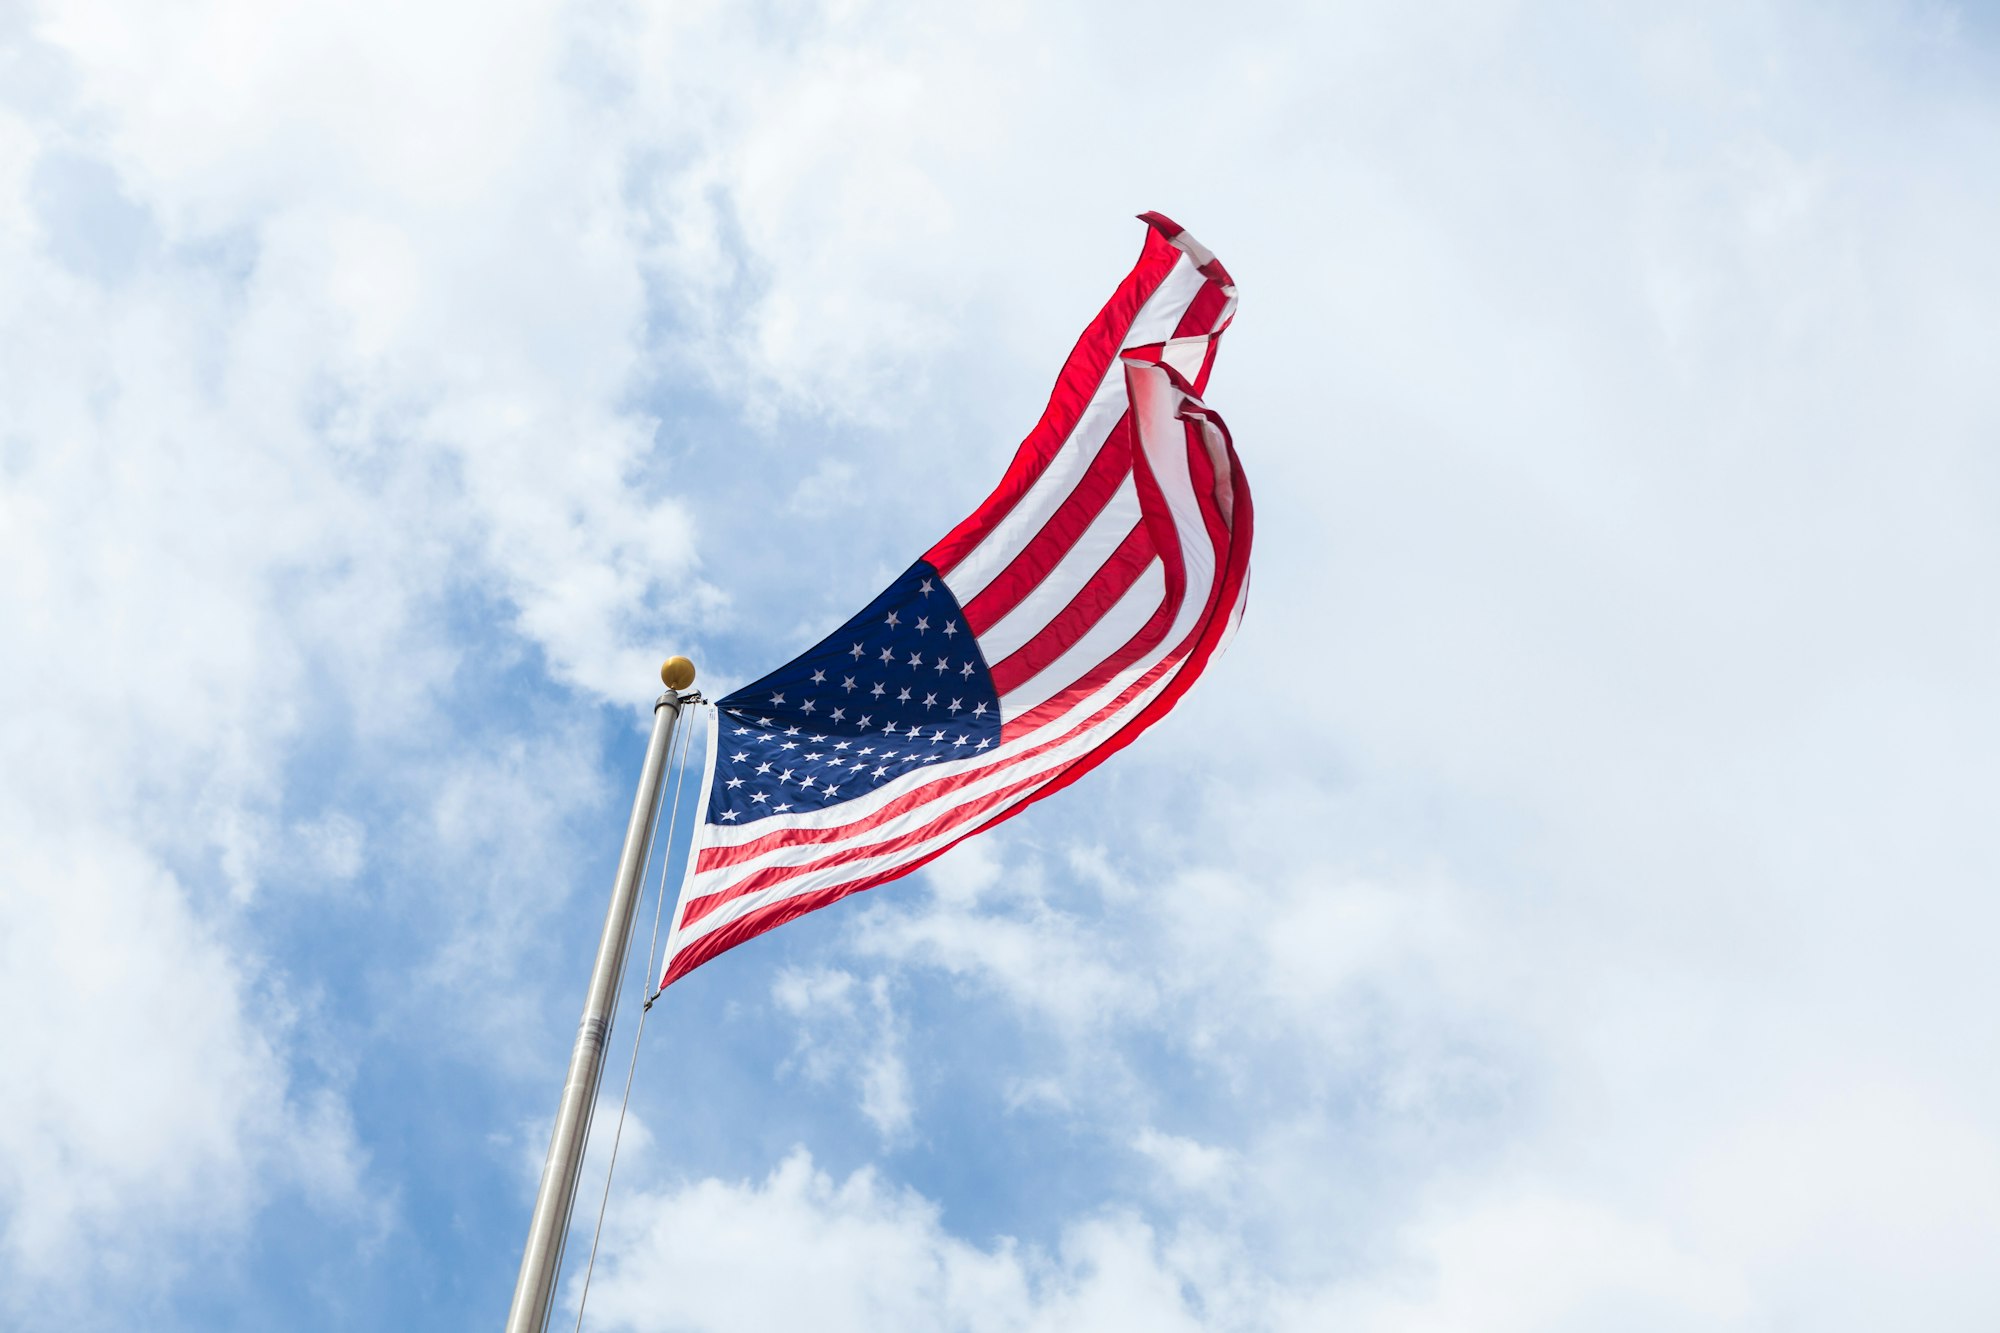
[999,418,1189,739]
[664,844,964,987]
[1136,210,1234,289]
[924,217,1187,577]
[960,420,1133,634]
[1190,337,1220,397]
[985,520,1156,696]
[1172,279,1230,341]
[680,762,1065,928]
[995,592,1173,740]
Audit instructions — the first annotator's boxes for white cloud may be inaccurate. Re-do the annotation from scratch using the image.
[772,967,914,1142]
[579,1150,1210,1333]
[0,821,362,1318]
[0,0,714,1312]
[1131,1128,1235,1197]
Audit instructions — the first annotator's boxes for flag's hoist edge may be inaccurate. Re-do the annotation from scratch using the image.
[661,213,1254,987]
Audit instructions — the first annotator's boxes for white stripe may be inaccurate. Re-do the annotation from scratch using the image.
[661,703,723,964]
[1126,256,1211,345]
[939,381,1123,607]
[997,559,1166,720]
[1127,361,1219,604]
[941,254,1207,606]
[973,478,1142,665]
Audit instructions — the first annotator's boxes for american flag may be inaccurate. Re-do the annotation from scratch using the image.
[660,213,1253,986]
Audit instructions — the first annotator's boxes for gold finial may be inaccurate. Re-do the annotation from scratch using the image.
[660,656,697,691]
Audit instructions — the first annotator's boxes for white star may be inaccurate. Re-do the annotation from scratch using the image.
[947,699,962,715]
[952,735,968,747]
[883,721,900,735]
[908,651,924,667]
[870,682,885,697]
[897,687,912,703]
[733,726,751,736]
[834,741,851,751]
[778,768,794,783]
[931,728,946,742]
[921,754,940,763]
[858,746,875,756]
[849,642,865,659]
[915,616,930,634]
[800,776,816,790]
[810,734,827,743]
[972,702,989,717]
[872,766,889,779]
[810,668,826,684]
[934,657,950,673]
[857,715,873,728]
[879,648,895,664]
[885,610,901,627]
[722,810,741,821]
[959,662,974,678]
[755,762,773,775]
[751,792,769,804]
[943,621,959,638]
[822,783,840,797]
[779,741,798,751]
[757,716,775,726]
[919,578,934,596]
[975,738,992,750]
[726,776,745,787]
[830,708,846,722]
[801,699,816,714]
[803,752,822,761]
[770,692,786,704]
[785,725,801,737]
[773,802,792,813]
[922,693,937,709]
[842,676,857,692]
[730,752,748,763]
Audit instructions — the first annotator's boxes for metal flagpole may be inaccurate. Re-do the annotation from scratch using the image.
[504,657,698,1333]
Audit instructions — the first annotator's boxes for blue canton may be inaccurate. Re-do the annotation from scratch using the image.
[708,561,1002,828]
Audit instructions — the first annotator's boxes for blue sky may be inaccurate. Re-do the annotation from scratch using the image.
[4,2,1999,1330]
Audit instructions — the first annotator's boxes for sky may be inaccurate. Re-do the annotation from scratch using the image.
[3,1,1998,1329]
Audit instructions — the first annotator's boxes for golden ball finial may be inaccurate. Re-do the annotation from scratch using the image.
[660,656,697,691]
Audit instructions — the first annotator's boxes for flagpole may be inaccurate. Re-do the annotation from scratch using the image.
[504,657,698,1333]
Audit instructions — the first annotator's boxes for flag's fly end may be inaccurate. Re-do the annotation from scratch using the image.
[658,215,1252,988]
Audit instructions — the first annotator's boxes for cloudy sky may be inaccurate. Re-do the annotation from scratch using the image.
[4,1,1999,1329]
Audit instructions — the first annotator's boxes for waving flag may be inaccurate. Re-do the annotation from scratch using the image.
[661,213,1253,986]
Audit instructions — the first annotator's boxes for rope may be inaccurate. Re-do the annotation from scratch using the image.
[640,697,702,1006]
[568,699,703,1332]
